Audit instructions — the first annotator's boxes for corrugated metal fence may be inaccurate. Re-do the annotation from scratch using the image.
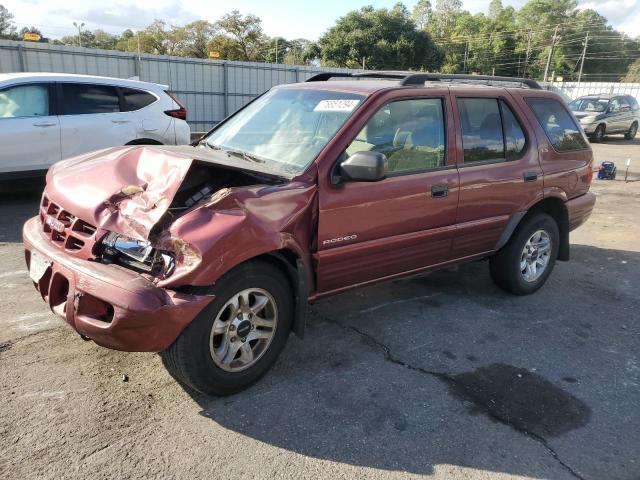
[0,40,353,132]
[2,40,639,132]
[543,81,640,103]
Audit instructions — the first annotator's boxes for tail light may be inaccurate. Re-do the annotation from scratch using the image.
[164,91,187,120]
[586,167,594,185]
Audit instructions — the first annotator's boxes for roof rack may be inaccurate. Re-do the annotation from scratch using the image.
[305,71,542,90]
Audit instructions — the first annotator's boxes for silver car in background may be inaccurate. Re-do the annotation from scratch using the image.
[0,73,191,179]
[569,94,640,143]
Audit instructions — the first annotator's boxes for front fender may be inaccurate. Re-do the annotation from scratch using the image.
[157,182,317,289]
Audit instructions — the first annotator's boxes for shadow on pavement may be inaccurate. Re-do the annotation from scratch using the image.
[168,244,640,478]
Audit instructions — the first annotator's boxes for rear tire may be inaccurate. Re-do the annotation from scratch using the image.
[625,122,638,140]
[161,260,293,396]
[490,213,559,295]
[590,124,605,143]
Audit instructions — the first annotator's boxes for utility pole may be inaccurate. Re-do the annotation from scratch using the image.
[275,37,278,64]
[523,30,532,78]
[362,57,366,70]
[463,40,469,73]
[73,21,85,47]
[577,31,589,84]
[543,24,560,83]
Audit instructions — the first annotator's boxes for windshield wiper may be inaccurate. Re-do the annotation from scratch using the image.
[200,142,267,164]
[223,148,266,164]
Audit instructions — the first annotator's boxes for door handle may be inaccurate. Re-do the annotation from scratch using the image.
[431,184,449,198]
[33,121,56,127]
[523,172,538,182]
[111,119,130,124]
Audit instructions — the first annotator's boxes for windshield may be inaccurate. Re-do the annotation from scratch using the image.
[203,88,364,174]
[569,98,609,113]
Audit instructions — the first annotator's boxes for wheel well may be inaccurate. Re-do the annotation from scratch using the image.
[256,249,308,339]
[525,198,570,261]
[126,138,163,145]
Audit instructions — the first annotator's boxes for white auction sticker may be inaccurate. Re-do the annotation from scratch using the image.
[314,99,360,112]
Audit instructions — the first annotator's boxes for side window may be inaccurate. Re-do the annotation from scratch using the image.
[0,84,49,118]
[121,87,156,112]
[617,97,631,111]
[345,98,446,174]
[500,100,526,160]
[628,96,639,111]
[609,98,622,112]
[458,98,504,162]
[61,83,120,115]
[526,98,588,152]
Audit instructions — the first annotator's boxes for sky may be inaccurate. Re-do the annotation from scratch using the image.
[3,0,640,40]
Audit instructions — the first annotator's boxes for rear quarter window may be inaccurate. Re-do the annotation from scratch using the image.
[61,83,120,115]
[526,97,587,152]
[121,88,157,112]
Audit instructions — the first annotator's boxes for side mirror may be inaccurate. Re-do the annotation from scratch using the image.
[339,151,387,182]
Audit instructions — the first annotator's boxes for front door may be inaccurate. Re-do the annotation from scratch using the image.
[0,83,61,174]
[316,96,460,296]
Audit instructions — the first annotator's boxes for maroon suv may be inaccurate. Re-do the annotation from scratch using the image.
[23,72,596,395]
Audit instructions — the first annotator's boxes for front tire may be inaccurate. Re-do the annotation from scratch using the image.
[590,124,605,143]
[625,122,638,140]
[490,213,559,295]
[161,260,293,396]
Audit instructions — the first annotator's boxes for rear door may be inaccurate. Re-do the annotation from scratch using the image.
[617,96,635,132]
[0,82,61,175]
[450,91,543,259]
[316,93,460,295]
[58,82,135,159]
[608,97,628,133]
[120,86,172,142]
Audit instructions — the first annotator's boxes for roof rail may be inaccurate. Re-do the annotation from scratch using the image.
[305,71,542,90]
[305,71,408,82]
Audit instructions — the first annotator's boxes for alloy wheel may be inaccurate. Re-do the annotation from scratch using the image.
[520,230,552,283]
[209,288,278,372]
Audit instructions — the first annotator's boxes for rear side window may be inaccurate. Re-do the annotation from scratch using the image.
[0,84,50,118]
[61,83,120,115]
[458,98,504,162]
[627,96,639,111]
[121,87,156,112]
[458,98,527,163]
[501,100,526,160]
[526,98,587,151]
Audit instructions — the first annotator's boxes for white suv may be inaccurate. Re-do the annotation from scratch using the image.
[0,73,191,178]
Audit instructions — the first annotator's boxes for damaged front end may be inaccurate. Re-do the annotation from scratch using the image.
[23,145,316,351]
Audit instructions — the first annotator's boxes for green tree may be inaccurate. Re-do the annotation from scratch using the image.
[319,3,443,70]
[0,4,16,39]
[262,36,289,63]
[624,59,640,82]
[178,20,217,58]
[412,0,432,30]
[208,11,266,61]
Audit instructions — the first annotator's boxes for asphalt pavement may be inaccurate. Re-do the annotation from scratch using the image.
[0,140,639,480]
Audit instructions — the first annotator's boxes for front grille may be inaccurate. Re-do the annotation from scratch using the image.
[39,194,100,259]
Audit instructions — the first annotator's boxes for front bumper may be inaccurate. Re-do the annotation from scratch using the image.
[580,122,598,134]
[22,216,214,352]
[567,192,596,232]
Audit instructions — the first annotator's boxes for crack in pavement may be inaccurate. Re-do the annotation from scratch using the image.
[324,316,587,480]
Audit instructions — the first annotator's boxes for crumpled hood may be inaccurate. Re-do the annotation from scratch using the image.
[46,146,196,241]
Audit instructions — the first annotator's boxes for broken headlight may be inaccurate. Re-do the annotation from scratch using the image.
[101,232,175,278]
